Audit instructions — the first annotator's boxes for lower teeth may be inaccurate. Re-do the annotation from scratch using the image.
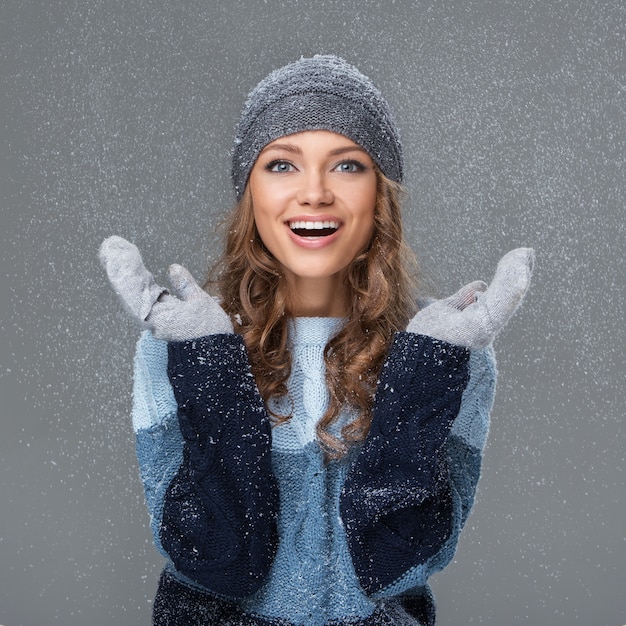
[293,228,336,237]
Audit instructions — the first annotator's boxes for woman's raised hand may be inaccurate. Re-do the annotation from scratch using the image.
[99,236,233,340]
[407,248,535,349]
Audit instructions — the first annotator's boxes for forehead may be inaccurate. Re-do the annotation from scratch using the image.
[259,130,368,155]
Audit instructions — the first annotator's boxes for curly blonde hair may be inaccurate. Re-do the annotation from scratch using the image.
[208,168,418,459]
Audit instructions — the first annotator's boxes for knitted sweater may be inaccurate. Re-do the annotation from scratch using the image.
[132,318,496,626]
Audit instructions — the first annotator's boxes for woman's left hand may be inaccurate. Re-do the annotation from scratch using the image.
[407,248,535,349]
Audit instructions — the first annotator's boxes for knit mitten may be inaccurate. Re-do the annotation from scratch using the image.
[407,248,534,349]
[161,334,279,598]
[99,235,233,339]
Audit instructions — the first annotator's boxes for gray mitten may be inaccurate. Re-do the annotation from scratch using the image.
[407,248,534,349]
[99,235,233,340]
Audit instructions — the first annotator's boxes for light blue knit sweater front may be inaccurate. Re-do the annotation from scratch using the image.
[131,317,496,625]
[241,318,375,624]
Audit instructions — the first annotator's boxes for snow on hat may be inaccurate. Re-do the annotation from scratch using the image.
[231,55,403,199]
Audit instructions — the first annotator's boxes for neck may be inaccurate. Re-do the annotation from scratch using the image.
[286,274,348,317]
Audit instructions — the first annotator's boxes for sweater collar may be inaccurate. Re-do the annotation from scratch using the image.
[288,317,345,347]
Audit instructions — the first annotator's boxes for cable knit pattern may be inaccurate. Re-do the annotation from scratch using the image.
[340,333,470,596]
[154,565,432,625]
[451,347,495,450]
[133,332,184,556]
[132,330,178,431]
[368,348,496,601]
[161,334,280,598]
[270,317,349,452]
[242,318,375,624]
[131,320,497,625]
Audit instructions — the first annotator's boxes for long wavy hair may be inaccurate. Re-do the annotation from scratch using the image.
[208,168,419,459]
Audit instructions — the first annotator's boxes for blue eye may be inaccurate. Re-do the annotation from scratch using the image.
[267,160,294,173]
[335,160,365,173]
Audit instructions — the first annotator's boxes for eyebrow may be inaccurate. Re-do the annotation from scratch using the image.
[259,143,369,157]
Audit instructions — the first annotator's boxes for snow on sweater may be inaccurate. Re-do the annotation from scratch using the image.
[131,318,496,625]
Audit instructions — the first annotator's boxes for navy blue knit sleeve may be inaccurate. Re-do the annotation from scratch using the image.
[340,332,470,596]
[160,334,279,599]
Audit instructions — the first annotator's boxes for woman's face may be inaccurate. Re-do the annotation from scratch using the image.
[248,130,377,303]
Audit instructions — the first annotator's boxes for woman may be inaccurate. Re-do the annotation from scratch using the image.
[100,55,533,625]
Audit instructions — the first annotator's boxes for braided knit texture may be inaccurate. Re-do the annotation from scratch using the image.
[154,562,428,625]
[341,333,470,595]
[132,332,184,556]
[241,319,376,624]
[160,334,280,599]
[131,323,497,625]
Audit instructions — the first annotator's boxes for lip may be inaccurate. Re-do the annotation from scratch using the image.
[283,214,343,249]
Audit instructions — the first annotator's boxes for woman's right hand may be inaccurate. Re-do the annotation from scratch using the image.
[99,236,233,340]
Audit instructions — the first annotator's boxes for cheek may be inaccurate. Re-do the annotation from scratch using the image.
[251,202,285,261]
[250,185,273,237]
[361,214,376,249]
[358,188,378,237]
[252,205,273,246]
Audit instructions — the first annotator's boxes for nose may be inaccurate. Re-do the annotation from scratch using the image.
[296,172,334,207]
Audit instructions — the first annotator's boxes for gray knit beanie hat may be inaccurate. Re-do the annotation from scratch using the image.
[231,55,403,199]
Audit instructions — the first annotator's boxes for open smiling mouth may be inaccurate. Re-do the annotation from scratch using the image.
[288,220,340,238]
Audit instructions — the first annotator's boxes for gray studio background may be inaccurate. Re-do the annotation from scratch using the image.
[1,1,624,624]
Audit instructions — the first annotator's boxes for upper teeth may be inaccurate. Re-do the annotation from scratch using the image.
[289,220,339,230]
